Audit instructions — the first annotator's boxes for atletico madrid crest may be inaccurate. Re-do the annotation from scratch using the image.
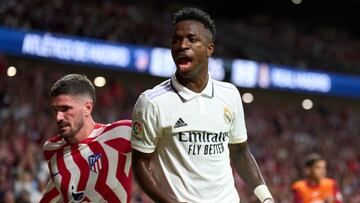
[88,153,102,173]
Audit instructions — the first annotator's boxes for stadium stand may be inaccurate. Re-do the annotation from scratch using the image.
[1,0,360,75]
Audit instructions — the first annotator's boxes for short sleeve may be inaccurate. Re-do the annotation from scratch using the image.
[131,94,161,153]
[229,89,248,143]
[39,180,61,203]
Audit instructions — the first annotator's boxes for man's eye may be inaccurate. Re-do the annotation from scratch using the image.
[172,38,180,43]
[53,106,70,112]
[189,38,197,42]
[61,107,70,112]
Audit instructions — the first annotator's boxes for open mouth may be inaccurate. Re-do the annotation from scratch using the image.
[58,125,69,132]
[57,123,69,130]
[177,56,192,71]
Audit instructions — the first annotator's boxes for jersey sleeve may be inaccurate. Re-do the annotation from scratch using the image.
[39,179,62,203]
[131,94,161,153]
[292,188,303,203]
[229,88,248,143]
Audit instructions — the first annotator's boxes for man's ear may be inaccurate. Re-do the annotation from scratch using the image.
[84,100,93,116]
[207,42,214,57]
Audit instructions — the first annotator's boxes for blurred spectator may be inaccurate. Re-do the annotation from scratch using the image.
[3,190,15,203]
[14,171,42,203]
[1,1,360,75]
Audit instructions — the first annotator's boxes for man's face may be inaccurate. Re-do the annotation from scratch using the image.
[308,160,327,181]
[51,94,88,139]
[171,20,214,79]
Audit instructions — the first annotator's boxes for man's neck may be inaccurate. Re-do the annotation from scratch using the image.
[176,72,209,93]
[307,178,321,186]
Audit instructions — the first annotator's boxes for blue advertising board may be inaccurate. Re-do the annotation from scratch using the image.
[1,27,359,99]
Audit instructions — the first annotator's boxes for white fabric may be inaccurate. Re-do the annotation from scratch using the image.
[254,184,273,202]
[132,75,248,203]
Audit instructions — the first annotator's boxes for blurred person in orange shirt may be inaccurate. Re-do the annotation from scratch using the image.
[292,153,343,203]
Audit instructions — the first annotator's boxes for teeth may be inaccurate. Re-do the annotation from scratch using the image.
[179,61,191,69]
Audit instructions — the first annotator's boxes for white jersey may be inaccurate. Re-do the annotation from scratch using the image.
[132,75,248,203]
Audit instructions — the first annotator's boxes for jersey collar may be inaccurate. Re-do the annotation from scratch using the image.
[171,74,214,101]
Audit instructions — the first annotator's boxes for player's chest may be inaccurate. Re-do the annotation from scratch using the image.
[49,145,106,178]
[305,187,331,202]
[161,96,235,132]
[48,143,129,201]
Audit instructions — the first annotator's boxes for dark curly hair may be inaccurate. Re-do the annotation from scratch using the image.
[172,7,216,42]
[304,153,325,167]
[50,74,96,104]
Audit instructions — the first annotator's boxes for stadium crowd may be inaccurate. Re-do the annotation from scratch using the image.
[0,58,359,202]
[1,0,360,75]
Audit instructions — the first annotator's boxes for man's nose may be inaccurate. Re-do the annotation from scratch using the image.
[56,111,64,122]
[180,38,190,49]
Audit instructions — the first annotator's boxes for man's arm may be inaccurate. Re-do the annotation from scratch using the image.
[132,149,179,203]
[229,141,273,202]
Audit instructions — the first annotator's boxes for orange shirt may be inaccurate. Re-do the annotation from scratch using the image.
[292,178,343,203]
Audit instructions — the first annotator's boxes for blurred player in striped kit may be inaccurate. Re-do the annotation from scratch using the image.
[292,153,343,203]
[40,74,132,203]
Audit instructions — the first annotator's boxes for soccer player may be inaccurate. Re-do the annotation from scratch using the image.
[131,7,274,203]
[292,153,343,203]
[40,74,132,203]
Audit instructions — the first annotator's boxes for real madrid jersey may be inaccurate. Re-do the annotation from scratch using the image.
[131,75,248,203]
[40,120,132,203]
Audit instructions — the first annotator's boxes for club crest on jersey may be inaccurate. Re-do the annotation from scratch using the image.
[223,106,233,124]
[88,153,102,173]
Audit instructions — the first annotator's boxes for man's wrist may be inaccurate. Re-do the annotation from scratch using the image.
[254,184,273,202]
[263,198,274,203]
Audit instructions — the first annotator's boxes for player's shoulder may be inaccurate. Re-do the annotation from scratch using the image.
[141,79,173,101]
[134,79,173,111]
[212,79,239,94]
[292,179,307,189]
[108,119,132,128]
[100,120,132,140]
[44,135,65,149]
[103,120,132,134]
[212,79,242,103]
[321,178,337,186]
[43,135,67,160]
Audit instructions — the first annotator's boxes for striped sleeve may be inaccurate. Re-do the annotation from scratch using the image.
[40,180,62,203]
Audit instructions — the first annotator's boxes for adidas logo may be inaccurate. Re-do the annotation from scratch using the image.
[174,118,187,128]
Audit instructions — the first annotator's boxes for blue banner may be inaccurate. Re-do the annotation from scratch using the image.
[1,27,360,99]
[0,27,151,73]
[231,59,360,99]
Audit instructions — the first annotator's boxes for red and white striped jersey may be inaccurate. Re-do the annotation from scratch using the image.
[40,120,132,203]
